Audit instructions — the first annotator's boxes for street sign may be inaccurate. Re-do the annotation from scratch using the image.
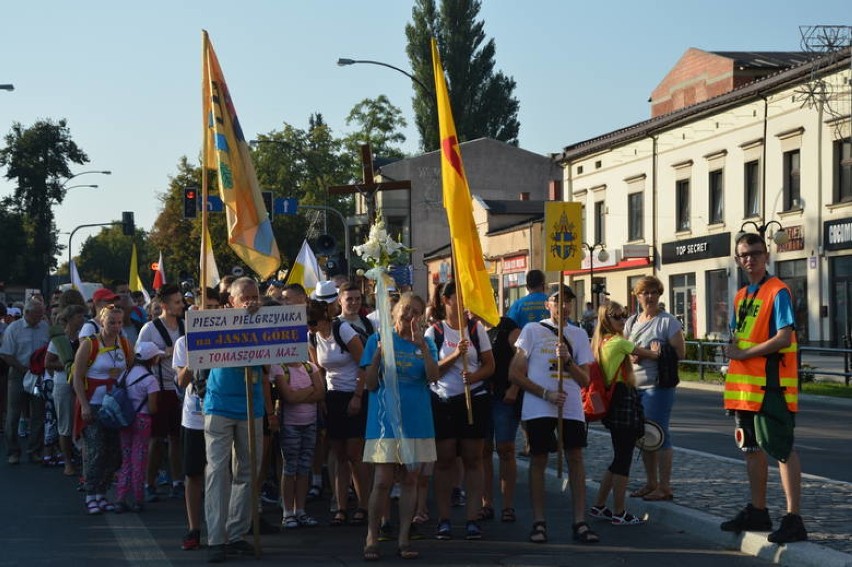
[206,195,224,212]
[274,197,298,215]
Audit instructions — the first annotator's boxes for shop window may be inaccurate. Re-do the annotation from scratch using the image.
[706,269,730,339]
[669,273,696,337]
[776,259,808,345]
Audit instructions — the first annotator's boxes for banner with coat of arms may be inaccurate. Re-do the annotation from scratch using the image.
[544,202,583,272]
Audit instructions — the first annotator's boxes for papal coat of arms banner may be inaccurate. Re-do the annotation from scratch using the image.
[544,202,583,272]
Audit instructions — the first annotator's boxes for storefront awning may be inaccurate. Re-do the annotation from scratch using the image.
[562,257,652,276]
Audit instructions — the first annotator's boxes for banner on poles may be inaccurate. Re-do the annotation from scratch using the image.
[544,202,583,272]
[185,304,307,370]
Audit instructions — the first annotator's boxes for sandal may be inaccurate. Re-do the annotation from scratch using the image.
[97,498,115,512]
[477,505,495,521]
[397,545,419,560]
[501,507,516,523]
[330,510,347,526]
[643,490,674,501]
[350,507,368,526]
[629,485,656,498]
[363,544,381,561]
[282,515,299,529]
[529,520,547,543]
[572,521,600,544]
[86,499,102,515]
[412,512,430,525]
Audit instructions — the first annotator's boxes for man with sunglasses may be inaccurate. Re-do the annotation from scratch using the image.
[722,233,806,544]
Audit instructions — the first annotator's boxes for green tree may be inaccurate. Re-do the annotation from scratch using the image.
[343,95,408,163]
[76,225,148,286]
[0,119,89,287]
[0,198,29,283]
[405,0,520,151]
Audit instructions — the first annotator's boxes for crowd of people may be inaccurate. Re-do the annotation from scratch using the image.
[0,234,808,563]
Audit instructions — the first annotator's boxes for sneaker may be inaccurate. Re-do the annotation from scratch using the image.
[768,513,807,544]
[226,539,254,556]
[297,514,319,528]
[169,482,185,499]
[390,483,401,500]
[589,505,613,520]
[145,485,159,503]
[720,504,772,533]
[261,482,279,504]
[282,515,299,529]
[451,487,466,508]
[182,529,201,551]
[207,544,226,563]
[611,511,646,526]
[465,520,483,540]
[435,519,452,540]
[378,521,394,542]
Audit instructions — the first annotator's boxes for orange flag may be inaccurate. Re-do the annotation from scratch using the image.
[430,38,500,327]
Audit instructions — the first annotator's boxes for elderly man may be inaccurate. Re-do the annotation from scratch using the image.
[1,298,50,465]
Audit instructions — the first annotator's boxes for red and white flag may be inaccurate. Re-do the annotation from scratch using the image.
[152,251,166,291]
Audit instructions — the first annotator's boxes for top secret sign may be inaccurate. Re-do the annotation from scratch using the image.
[185,305,308,370]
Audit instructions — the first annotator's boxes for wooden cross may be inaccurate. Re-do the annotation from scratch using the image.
[328,143,411,223]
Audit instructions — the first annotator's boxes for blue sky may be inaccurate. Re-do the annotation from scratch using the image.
[1,1,848,261]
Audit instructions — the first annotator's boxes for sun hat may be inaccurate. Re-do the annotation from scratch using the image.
[135,341,165,361]
[311,281,339,303]
[635,419,665,452]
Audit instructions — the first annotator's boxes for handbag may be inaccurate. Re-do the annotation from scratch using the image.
[23,371,43,396]
[656,343,680,388]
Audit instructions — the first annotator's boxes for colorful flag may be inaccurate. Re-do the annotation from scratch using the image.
[285,239,324,292]
[152,251,165,291]
[431,38,500,327]
[200,225,221,288]
[202,31,280,279]
[544,202,583,272]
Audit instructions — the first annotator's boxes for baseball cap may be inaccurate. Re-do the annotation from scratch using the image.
[548,284,576,301]
[92,288,120,303]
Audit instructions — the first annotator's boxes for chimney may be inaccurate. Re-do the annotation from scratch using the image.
[548,180,563,201]
[519,192,530,201]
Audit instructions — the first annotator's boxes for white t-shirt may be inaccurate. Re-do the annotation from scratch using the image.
[172,336,203,430]
[514,319,594,422]
[78,319,99,340]
[123,365,160,416]
[425,321,493,399]
[138,318,182,391]
[311,321,360,392]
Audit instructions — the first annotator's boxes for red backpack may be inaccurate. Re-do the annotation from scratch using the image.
[581,361,614,421]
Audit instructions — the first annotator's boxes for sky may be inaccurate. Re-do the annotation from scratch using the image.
[1,0,848,264]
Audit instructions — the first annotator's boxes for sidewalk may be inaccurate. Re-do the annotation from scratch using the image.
[555,382,852,567]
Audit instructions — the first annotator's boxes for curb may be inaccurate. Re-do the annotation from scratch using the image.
[519,451,852,567]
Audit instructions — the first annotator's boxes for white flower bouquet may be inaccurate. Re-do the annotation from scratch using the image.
[352,213,411,271]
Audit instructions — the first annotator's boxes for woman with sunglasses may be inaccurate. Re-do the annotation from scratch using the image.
[589,302,659,526]
[625,276,685,502]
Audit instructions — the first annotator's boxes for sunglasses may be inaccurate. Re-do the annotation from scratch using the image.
[610,313,629,321]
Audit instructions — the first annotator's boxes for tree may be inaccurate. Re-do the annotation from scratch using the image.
[343,95,408,163]
[405,0,520,151]
[0,198,29,283]
[0,119,89,287]
[76,225,149,286]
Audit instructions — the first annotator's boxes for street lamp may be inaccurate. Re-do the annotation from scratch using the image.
[582,242,610,309]
[336,57,433,96]
[61,170,111,190]
[736,220,790,246]
[63,184,99,192]
[0,84,13,91]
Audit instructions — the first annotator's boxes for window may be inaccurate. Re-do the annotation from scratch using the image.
[706,269,730,339]
[709,169,724,224]
[669,273,697,337]
[777,259,808,344]
[835,140,852,203]
[744,160,760,217]
[594,201,605,244]
[628,192,643,241]
[783,149,801,210]
[676,179,690,231]
[627,275,645,314]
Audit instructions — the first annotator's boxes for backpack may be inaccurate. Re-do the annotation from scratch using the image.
[582,362,614,421]
[309,319,366,353]
[430,319,485,360]
[98,368,153,429]
[68,336,133,385]
[151,318,185,389]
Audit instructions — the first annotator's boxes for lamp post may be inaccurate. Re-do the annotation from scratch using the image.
[336,58,433,96]
[582,242,610,309]
[61,170,111,190]
[63,184,99,192]
[736,220,790,246]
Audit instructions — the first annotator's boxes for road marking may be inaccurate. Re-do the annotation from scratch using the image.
[106,511,172,565]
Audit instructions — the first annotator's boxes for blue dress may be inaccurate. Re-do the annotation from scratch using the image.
[360,332,437,464]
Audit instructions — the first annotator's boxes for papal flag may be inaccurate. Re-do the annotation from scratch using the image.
[431,38,499,327]
[544,202,583,272]
[285,239,324,292]
[202,30,280,279]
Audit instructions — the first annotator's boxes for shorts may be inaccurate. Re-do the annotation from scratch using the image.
[151,390,181,438]
[483,397,521,445]
[431,391,490,441]
[280,422,317,476]
[524,417,587,455]
[325,390,367,441]
[181,426,206,477]
[638,387,675,449]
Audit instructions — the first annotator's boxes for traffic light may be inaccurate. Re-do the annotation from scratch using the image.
[262,191,273,219]
[316,234,336,255]
[325,254,348,278]
[121,211,135,236]
[184,186,198,219]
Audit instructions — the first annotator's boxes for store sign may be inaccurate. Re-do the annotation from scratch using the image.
[503,255,527,273]
[824,218,852,251]
[661,233,731,264]
[776,225,804,252]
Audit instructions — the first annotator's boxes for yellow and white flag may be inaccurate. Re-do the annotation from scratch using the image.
[285,240,324,292]
[544,202,583,272]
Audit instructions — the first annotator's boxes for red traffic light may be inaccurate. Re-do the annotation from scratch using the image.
[186,190,196,199]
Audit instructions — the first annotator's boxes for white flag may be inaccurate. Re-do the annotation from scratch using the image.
[200,226,221,288]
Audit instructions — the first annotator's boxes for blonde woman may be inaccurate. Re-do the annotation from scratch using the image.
[589,302,659,526]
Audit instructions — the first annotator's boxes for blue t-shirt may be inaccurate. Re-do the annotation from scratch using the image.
[203,366,265,420]
[730,277,795,336]
[507,291,549,329]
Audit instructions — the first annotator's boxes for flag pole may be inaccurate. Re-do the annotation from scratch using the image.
[450,255,474,425]
[556,289,564,479]
[200,30,210,310]
[244,367,261,557]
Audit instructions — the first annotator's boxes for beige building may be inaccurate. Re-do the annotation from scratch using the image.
[555,47,852,346]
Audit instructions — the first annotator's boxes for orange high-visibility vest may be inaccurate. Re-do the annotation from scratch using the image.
[724,276,798,412]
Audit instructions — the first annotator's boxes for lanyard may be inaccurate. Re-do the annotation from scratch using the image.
[735,275,767,333]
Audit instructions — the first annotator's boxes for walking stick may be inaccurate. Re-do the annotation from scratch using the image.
[556,291,565,479]
[245,367,261,557]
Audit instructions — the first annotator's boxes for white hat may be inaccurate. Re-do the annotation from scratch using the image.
[635,419,665,452]
[311,280,339,303]
[135,341,165,361]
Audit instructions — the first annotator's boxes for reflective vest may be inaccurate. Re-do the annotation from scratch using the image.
[724,276,798,412]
